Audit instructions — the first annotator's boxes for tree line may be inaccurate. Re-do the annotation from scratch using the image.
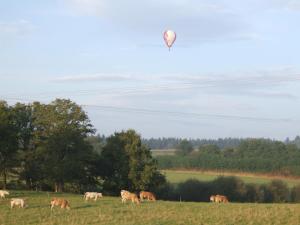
[0,99,165,194]
[142,137,243,149]
[160,176,300,203]
[156,139,300,176]
[142,136,300,150]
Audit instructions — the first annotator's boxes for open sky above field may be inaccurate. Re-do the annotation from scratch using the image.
[1,0,300,139]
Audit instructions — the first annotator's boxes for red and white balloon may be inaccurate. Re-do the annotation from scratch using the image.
[163,30,176,51]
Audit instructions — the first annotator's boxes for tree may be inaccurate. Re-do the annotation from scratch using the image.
[176,139,193,156]
[32,99,97,192]
[0,101,19,189]
[11,103,38,189]
[267,180,289,203]
[100,129,166,194]
[291,185,300,202]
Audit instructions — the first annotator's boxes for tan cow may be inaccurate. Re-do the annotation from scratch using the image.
[0,190,9,199]
[10,198,27,209]
[120,190,140,204]
[210,195,229,203]
[139,191,156,201]
[84,192,103,201]
[209,195,216,202]
[50,198,70,210]
[214,195,229,203]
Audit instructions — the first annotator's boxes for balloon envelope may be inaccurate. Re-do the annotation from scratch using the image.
[163,30,176,50]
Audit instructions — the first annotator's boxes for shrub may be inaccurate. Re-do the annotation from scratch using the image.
[291,185,300,203]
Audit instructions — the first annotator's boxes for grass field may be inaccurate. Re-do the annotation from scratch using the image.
[151,149,176,156]
[163,170,300,187]
[0,191,299,225]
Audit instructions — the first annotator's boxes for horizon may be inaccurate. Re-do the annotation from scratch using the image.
[1,0,300,139]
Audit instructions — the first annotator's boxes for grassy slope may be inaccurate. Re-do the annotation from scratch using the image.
[0,191,299,225]
[163,170,300,187]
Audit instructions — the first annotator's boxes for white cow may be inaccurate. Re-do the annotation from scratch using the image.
[84,192,103,201]
[10,198,27,209]
[0,190,9,199]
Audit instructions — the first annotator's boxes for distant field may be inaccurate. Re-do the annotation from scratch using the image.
[0,191,299,225]
[163,170,300,187]
[151,149,176,156]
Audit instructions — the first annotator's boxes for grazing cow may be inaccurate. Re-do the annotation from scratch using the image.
[209,195,215,202]
[120,190,140,204]
[84,192,103,201]
[50,198,70,210]
[0,190,9,199]
[139,191,156,201]
[214,195,229,203]
[10,198,27,209]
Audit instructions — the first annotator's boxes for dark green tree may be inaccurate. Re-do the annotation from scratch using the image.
[0,101,19,189]
[32,99,97,192]
[100,129,166,194]
[176,139,193,156]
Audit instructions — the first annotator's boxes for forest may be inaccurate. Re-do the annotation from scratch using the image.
[0,99,164,194]
[156,139,300,176]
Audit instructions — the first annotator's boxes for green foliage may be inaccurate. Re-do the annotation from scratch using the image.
[1,99,100,192]
[0,101,19,189]
[176,179,212,202]
[143,137,242,149]
[267,180,290,203]
[100,129,166,194]
[156,140,300,176]
[160,176,293,203]
[291,184,300,202]
[175,139,194,156]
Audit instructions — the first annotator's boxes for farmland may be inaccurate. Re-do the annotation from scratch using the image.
[0,191,299,225]
[163,170,300,187]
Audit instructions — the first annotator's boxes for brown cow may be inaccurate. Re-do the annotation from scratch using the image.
[214,195,229,203]
[139,191,156,201]
[209,195,216,202]
[50,198,71,210]
[120,190,140,204]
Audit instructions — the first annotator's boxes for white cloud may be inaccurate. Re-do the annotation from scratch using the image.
[48,68,300,101]
[0,20,35,37]
[52,73,139,82]
[65,0,253,41]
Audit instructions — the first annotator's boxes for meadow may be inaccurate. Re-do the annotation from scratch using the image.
[0,191,299,225]
[163,170,300,187]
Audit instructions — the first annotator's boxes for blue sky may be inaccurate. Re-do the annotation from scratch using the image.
[1,0,300,139]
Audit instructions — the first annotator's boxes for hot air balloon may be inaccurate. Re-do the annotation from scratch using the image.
[163,30,176,51]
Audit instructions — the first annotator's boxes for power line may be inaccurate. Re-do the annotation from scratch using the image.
[82,104,294,123]
[1,97,297,123]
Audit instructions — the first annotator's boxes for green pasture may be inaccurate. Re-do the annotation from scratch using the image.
[0,191,299,225]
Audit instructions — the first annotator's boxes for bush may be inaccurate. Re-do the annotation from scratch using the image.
[211,176,247,202]
[291,185,300,203]
[176,179,213,202]
[267,180,290,203]
[245,183,261,202]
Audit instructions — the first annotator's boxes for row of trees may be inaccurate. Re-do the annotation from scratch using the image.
[0,99,165,194]
[160,176,300,203]
[157,139,300,176]
[142,137,243,149]
[142,136,300,150]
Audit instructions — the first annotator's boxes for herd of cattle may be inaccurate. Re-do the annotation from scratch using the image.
[0,189,229,209]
